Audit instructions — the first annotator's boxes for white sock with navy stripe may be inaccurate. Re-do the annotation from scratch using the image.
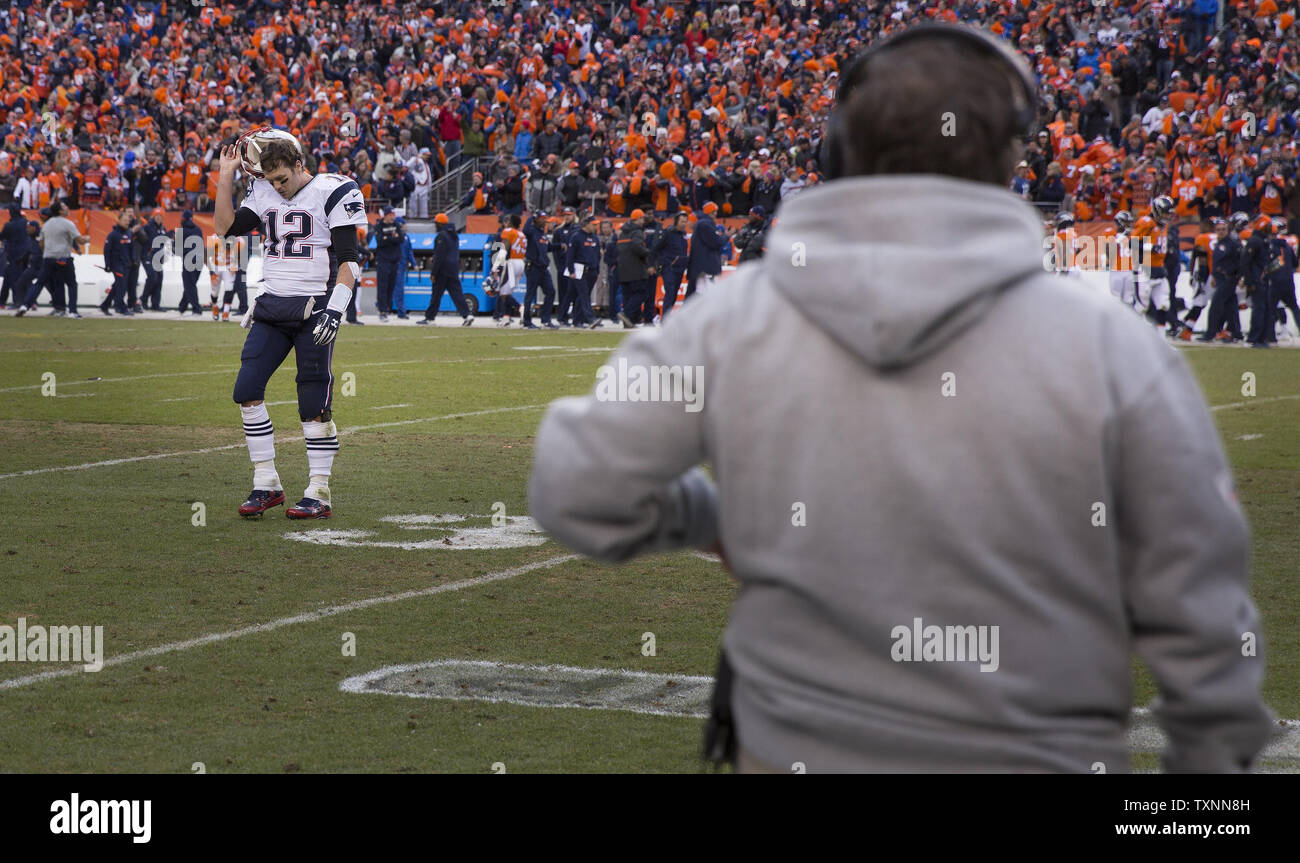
[240,403,281,490]
[302,420,339,502]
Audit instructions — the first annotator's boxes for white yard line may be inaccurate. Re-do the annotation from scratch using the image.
[0,403,548,481]
[0,351,603,394]
[370,404,413,410]
[1209,394,1300,412]
[0,555,578,692]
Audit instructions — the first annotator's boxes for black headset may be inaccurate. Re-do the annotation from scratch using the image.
[820,23,1040,181]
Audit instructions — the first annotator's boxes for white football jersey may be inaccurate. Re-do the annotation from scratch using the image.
[236,172,367,297]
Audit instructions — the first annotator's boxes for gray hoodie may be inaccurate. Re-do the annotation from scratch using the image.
[528,175,1272,773]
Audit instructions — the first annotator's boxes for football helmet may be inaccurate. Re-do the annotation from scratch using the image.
[1150,195,1176,222]
[1055,212,1075,230]
[1114,210,1134,232]
[235,126,303,179]
[1229,211,1250,232]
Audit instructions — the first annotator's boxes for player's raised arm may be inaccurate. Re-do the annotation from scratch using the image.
[215,144,263,238]
[214,145,240,237]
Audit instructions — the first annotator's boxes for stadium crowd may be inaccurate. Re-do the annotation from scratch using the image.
[1,0,1300,334]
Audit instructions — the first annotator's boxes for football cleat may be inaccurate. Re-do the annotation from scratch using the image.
[286,497,332,519]
[239,489,285,519]
[222,310,230,321]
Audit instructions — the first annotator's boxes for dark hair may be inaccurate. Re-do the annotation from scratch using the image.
[835,40,1025,185]
[258,139,301,174]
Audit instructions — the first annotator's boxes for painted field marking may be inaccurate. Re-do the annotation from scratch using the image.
[370,403,412,410]
[340,666,1300,771]
[0,403,548,481]
[1235,434,1265,441]
[283,514,545,551]
[160,396,200,403]
[0,555,579,692]
[1210,394,1300,412]
[1127,708,1299,773]
[340,660,715,719]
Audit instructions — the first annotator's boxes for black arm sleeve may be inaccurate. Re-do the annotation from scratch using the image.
[224,207,262,237]
[332,224,359,264]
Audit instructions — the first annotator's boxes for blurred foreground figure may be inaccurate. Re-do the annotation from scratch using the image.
[529,25,1272,774]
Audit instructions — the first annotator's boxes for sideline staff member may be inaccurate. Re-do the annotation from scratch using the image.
[528,25,1272,773]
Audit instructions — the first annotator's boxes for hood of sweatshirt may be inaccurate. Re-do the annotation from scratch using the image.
[765,175,1048,370]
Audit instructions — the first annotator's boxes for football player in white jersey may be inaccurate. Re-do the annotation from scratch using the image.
[214,129,367,520]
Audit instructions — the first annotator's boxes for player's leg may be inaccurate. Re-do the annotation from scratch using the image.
[575,272,596,326]
[538,266,556,326]
[234,272,249,314]
[1279,282,1300,338]
[504,260,522,324]
[445,274,473,325]
[101,274,124,314]
[232,320,295,517]
[523,264,541,327]
[608,271,621,323]
[419,277,447,323]
[145,268,162,310]
[392,269,407,319]
[126,265,139,312]
[621,279,642,326]
[1247,281,1274,345]
[288,323,339,518]
[1177,279,1204,338]
[61,259,77,315]
[209,273,221,320]
[556,270,572,324]
[376,261,395,319]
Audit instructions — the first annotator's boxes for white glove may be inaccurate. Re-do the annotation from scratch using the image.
[240,295,259,329]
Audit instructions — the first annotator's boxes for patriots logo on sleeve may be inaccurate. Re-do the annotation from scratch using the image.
[343,200,364,216]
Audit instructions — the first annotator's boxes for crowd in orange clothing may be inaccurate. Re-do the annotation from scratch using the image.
[1,0,1300,232]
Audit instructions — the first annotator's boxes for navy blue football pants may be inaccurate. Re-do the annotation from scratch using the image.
[232,294,335,421]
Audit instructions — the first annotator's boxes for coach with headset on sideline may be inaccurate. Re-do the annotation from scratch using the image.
[528,24,1271,773]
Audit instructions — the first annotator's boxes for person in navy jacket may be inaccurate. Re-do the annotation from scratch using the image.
[1,204,31,309]
[565,213,603,328]
[687,203,724,297]
[523,211,556,328]
[653,212,690,320]
[101,209,134,315]
[417,213,472,326]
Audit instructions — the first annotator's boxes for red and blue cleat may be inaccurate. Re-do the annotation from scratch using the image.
[286,497,332,519]
[239,489,285,519]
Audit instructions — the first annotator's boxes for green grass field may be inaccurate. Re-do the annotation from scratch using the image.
[0,316,1296,773]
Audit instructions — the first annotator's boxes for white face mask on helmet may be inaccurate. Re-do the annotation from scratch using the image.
[235,126,303,179]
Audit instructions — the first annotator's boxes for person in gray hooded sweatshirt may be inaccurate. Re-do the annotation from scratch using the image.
[527,26,1272,773]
